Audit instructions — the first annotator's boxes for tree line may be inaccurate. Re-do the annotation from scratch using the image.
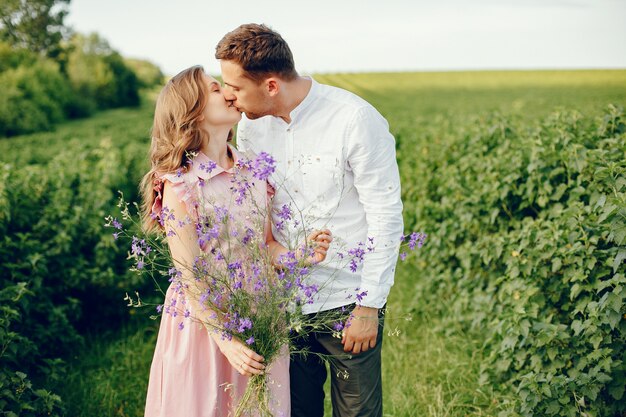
[0,0,164,137]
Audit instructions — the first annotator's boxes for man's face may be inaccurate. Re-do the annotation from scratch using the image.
[220,60,272,120]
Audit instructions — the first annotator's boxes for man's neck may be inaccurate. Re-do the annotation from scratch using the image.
[276,76,312,124]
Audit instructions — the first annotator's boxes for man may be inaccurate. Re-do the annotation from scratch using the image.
[215,23,403,417]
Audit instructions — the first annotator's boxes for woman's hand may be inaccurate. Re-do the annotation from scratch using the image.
[299,229,333,265]
[212,334,265,376]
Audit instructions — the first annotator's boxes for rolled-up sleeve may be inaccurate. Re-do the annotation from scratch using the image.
[346,106,404,308]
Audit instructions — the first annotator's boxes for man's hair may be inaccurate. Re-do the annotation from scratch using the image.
[215,23,298,83]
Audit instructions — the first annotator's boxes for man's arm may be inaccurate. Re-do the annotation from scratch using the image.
[342,105,404,354]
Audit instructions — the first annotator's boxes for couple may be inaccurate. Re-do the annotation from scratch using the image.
[142,24,403,417]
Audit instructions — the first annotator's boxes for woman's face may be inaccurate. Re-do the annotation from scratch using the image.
[201,74,242,128]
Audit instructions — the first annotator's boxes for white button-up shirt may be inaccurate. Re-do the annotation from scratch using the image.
[237,77,403,314]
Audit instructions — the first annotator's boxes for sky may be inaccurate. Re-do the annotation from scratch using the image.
[65,0,626,76]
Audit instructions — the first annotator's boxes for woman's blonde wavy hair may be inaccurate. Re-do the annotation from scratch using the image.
[140,65,231,231]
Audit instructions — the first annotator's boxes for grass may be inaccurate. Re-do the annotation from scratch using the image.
[57,319,159,417]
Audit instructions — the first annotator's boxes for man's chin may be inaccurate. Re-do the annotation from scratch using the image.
[243,112,262,120]
[243,110,271,120]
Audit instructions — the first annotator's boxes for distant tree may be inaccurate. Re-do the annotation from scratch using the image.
[0,40,37,72]
[0,0,71,59]
[125,58,165,88]
[66,33,140,112]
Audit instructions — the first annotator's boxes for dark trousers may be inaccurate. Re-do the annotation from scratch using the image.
[290,306,385,417]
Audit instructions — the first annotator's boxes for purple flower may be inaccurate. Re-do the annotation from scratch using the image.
[303,284,319,302]
[346,243,368,272]
[136,260,145,269]
[355,290,368,303]
[237,317,253,333]
[277,204,292,221]
[251,263,261,279]
[156,304,163,313]
[400,252,407,261]
[242,227,255,245]
[199,289,211,304]
[246,336,255,345]
[214,205,229,222]
[231,179,251,205]
[228,260,242,271]
[408,232,426,250]
[131,236,152,257]
[333,322,344,331]
[112,218,122,230]
[199,160,217,173]
[252,152,276,180]
[178,322,185,330]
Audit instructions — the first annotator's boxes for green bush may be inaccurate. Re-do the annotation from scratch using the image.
[402,105,626,416]
[0,136,151,414]
[0,59,71,136]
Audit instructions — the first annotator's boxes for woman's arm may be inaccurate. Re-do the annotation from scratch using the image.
[162,181,265,376]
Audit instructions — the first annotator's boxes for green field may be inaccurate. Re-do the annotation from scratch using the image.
[2,70,625,417]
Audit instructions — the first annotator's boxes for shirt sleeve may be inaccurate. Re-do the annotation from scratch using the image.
[346,105,404,308]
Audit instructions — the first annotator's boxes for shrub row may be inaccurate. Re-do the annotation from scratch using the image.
[0,137,151,415]
[400,105,626,416]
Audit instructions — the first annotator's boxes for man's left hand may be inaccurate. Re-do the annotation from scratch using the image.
[341,306,379,354]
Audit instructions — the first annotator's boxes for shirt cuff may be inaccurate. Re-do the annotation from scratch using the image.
[357,283,391,308]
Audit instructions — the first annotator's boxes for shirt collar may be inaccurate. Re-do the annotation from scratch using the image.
[190,143,241,180]
[287,76,318,126]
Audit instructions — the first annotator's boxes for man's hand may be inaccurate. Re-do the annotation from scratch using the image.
[341,306,379,354]
[299,229,332,265]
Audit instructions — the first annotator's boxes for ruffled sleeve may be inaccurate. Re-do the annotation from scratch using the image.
[150,170,200,225]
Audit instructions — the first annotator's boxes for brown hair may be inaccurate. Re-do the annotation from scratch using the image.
[215,23,298,83]
[140,65,232,231]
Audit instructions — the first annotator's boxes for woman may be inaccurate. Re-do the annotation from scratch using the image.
[140,66,331,417]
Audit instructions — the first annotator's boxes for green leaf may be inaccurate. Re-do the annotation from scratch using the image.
[571,319,584,336]
[609,382,625,400]
[613,249,626,273]
[598,203,617,223]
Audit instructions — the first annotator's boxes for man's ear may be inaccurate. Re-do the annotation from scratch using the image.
[267,78,279,97]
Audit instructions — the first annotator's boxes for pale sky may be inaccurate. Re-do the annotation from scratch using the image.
[65,0,626,76]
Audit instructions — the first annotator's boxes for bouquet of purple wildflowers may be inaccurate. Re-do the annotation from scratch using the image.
[107,150,425,417]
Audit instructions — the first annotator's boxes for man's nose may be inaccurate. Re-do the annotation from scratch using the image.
[222,87,236,101]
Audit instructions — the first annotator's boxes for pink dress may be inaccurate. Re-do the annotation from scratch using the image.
[144,145,290,417]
